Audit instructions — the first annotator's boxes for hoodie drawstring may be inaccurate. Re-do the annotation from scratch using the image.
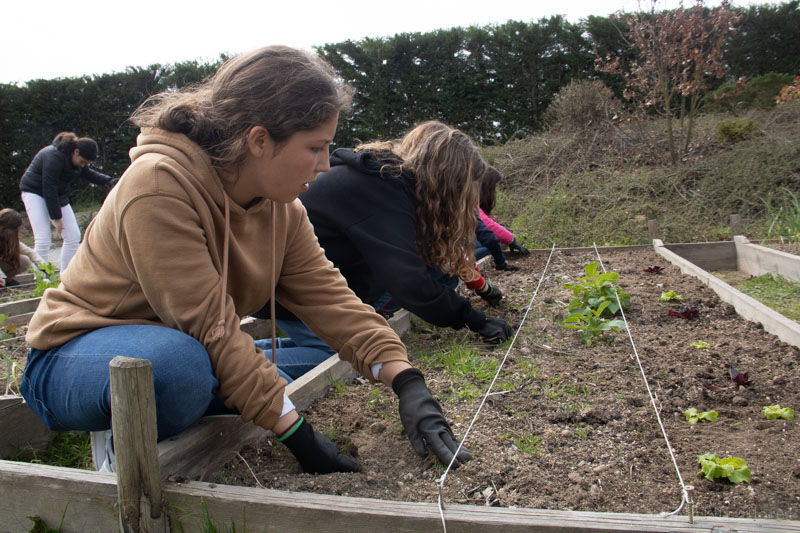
[270,207,277,365]
[209,193,230,341]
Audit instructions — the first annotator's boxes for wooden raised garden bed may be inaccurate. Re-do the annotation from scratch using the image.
[1,244,799,532]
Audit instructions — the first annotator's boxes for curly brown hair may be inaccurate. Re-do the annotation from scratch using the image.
[357,121,486,277]
[131,45,352,171]
[0,208,23,272]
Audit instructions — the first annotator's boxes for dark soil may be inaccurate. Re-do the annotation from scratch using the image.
[208,247,800,521]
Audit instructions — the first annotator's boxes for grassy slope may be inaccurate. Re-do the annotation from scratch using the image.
[483,103,800,248]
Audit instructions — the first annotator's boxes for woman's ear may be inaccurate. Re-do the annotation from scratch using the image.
[247,126,271,158]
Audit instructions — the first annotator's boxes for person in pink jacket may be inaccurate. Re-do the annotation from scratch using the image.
[479,166,530,255]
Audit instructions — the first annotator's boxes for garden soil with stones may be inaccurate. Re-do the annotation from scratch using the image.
[184,248,796,519]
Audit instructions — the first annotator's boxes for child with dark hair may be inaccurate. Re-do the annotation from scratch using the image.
[19,132,118,271]
[0,208,46,287]
[479,166,530,256]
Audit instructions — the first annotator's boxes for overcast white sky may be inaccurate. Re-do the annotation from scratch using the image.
[1,0,772,84]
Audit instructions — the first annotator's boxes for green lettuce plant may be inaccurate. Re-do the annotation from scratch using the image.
[762,405,795,420]
[684,408,718,424]
[659,290,683,302]
[563,301,626,346]
[697,453,751,484]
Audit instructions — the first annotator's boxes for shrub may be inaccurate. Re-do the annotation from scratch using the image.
[707,73,795,114]
[717,118,760,143]
[544,79,621,131]
[775,76,800,105]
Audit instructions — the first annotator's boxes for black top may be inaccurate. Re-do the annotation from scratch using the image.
[297,148,486,331]
[19,144,113,220]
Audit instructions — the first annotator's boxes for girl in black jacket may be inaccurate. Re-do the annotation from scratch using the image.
[19,132,117,271]
[296,121,512,342]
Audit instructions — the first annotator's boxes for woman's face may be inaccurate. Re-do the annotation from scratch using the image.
[233,114,338,205]
[71,149,91,168]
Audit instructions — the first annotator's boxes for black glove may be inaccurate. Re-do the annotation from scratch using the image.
[508,239,530,255]
[472,316,513,343]
[495,261,520,271]
[278,417,360,474]
[392,368,472,467]
[476,281,503,306]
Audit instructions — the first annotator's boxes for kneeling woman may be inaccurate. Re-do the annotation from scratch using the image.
[295,121,513,342]
[20,46,469,474]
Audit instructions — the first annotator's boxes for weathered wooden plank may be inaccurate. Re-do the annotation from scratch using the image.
[662,241,737,271]
[735,235,800,283]
[109,356,167,531]
[0,295,41,318]
[654,239,800,349]
[2,461,799,533]
[0,395,53,458]
[4,311,34,327]
[157,416,267,481]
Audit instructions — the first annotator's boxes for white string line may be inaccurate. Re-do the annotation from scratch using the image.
[436,243,556,533]
[592,244,692,518]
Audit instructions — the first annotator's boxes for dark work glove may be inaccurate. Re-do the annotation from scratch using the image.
[473,316,513,343]
[476,281,503,306]
[508,239,530,255]
[495,261,520,271]
[278,417,360,474]
[392,368,472,468]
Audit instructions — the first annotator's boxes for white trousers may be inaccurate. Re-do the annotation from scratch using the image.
[21,191,80,272]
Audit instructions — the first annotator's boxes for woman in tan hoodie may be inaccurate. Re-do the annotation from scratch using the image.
[20,46,470,474]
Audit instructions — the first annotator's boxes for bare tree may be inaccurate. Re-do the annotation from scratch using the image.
[596,0,739,165]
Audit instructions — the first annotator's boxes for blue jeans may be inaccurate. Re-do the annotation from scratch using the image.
[254,319,335,380]
[20,324,332,440]
[475,239,490,261]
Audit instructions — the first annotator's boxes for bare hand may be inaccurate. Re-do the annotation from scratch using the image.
[52,219,63,238]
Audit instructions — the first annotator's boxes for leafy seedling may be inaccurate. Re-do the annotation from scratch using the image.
[690,340,710,349]
[668,306,699,319]
[697,453,751,484]
[564,262,630,317]
[643,266,664,274]
[32,262,60,297]
[684,408,719,424]
[729,367,752,388]
[659,290,683,302]
[705,367,752,392]
[762,404,795,420]
[563,301,626,346]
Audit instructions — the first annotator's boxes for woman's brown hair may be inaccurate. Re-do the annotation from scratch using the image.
[357,121,486,277]
[52,132,78,156]
[131,45,352,170]
[0,208,23,271]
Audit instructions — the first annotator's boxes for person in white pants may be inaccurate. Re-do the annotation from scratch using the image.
[18,133,117,272]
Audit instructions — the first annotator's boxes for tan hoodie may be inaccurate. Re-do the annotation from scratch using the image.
[26,128,408,430]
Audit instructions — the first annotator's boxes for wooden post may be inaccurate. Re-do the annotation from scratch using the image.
[109,356,168,532]
[647,219,660,241]
[730,213,742,237]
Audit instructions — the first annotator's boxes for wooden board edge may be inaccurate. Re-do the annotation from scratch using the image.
[653,241,800,349]
[2,461,798,533]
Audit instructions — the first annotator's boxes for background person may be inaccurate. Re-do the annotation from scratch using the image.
[479,166,530,256]
[291,120,513,343]
[20,46,469,475]
[19,132,118,272]
[0,208,46,287]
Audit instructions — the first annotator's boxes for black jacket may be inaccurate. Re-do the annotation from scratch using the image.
[297,148,486,331]
[19,144,113,220]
